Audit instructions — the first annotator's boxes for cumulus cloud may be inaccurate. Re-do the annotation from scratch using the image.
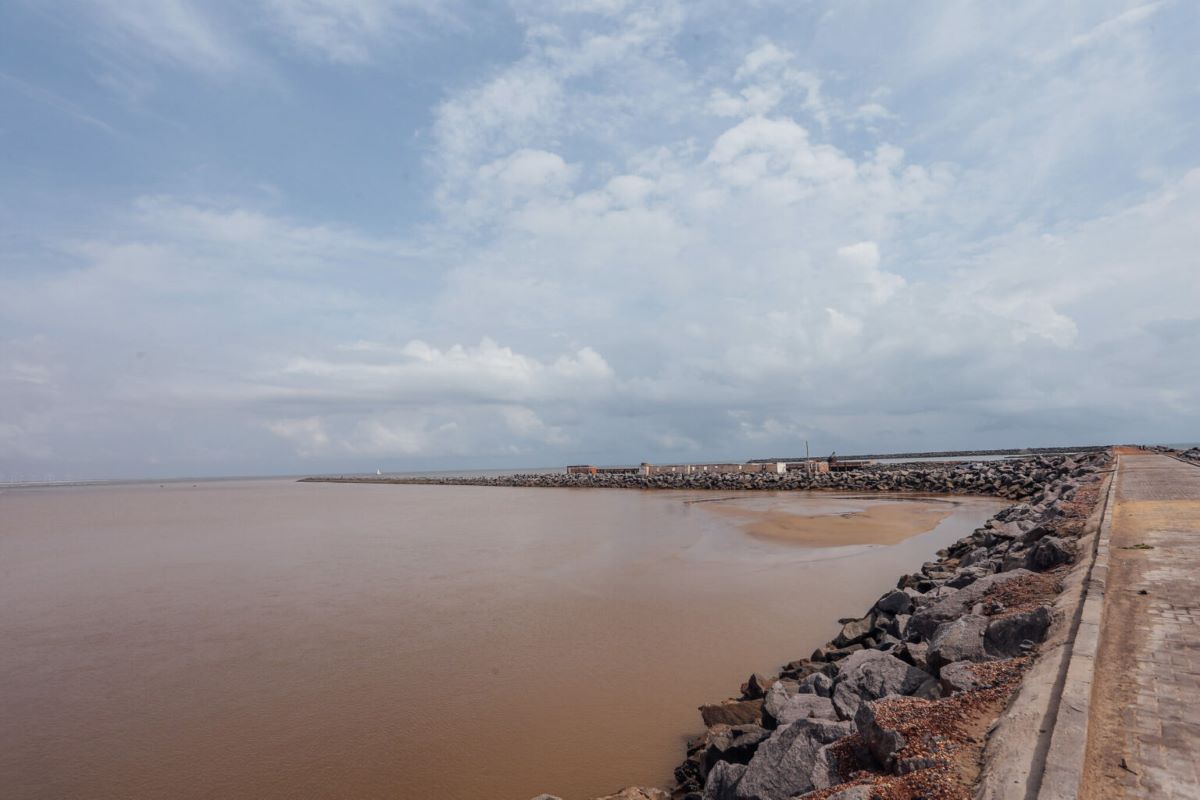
[272,338,615,405]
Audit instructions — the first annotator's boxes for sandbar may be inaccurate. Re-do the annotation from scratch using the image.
[705,498,953,546]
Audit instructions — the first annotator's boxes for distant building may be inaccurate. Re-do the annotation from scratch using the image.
[638,461,788,475]
[565,459,865,476]
[566,465,639,475]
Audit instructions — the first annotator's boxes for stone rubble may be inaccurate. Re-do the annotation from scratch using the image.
[305,454,1098,501]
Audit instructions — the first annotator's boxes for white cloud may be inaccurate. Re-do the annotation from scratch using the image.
[263,0,458,63]
[735,42,792,80]
[1036,2,1163,64]
[82,0,255,76]
[266,417,331,455]
[273,338,615,405]
[836,241,880,269]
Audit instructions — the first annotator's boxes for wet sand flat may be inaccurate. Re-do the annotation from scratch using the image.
[704,496,954,546]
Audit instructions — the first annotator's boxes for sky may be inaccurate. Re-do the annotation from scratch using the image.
[1,1,1198,480]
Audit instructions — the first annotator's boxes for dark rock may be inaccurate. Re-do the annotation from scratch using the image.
[884,613,911,640]
[701,699,764,727]
[833,615,874,648]
[983,520,1026,546]
[1020,524,1056,544]
[912,677,942,700]
[823,644,865,662]
[702,761,746,800]
[1027,536,1073,571]
[985,606,1053,657]
[875,634,903,653]
[959,546,990,568]
[1001,548,1029,571]
[897,642,929,671]
[780,660,819,680]
[946,566,987,589]
[740,673,776,700]
[699,724,771,777]
[874,589,913,615]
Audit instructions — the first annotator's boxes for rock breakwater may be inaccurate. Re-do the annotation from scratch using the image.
[517,450,1112,800]
[303,455,1091,501]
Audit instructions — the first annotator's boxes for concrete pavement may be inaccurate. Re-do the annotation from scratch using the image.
[1081,452,1200,799]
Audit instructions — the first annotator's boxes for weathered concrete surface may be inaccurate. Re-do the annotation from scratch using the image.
[977,468,1113,800]
[1035,460,1116,800]
[1080,453,1200,799]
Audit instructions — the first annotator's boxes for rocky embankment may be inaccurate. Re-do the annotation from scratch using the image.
[1154,445,1200,465]
[303,456,1085,501]
[525,451,1112,800]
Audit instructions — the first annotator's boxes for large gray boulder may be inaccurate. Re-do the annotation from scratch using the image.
[830,650,932,721]
[1027,536,1073,570]
[764,691,837,727]
[908,570,1034,641]
[927,614,992,672]
[733,718,854,800]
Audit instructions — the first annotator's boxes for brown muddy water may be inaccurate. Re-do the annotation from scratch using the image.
[0,480,1006,800]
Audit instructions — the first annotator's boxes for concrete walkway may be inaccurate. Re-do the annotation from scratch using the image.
[1081,453,1200,798]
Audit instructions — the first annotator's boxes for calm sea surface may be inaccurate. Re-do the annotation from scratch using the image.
[0,480,1005,799]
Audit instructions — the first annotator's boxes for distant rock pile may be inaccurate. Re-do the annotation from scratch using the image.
[525,450,1112,800]
[306,454,1100,502]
